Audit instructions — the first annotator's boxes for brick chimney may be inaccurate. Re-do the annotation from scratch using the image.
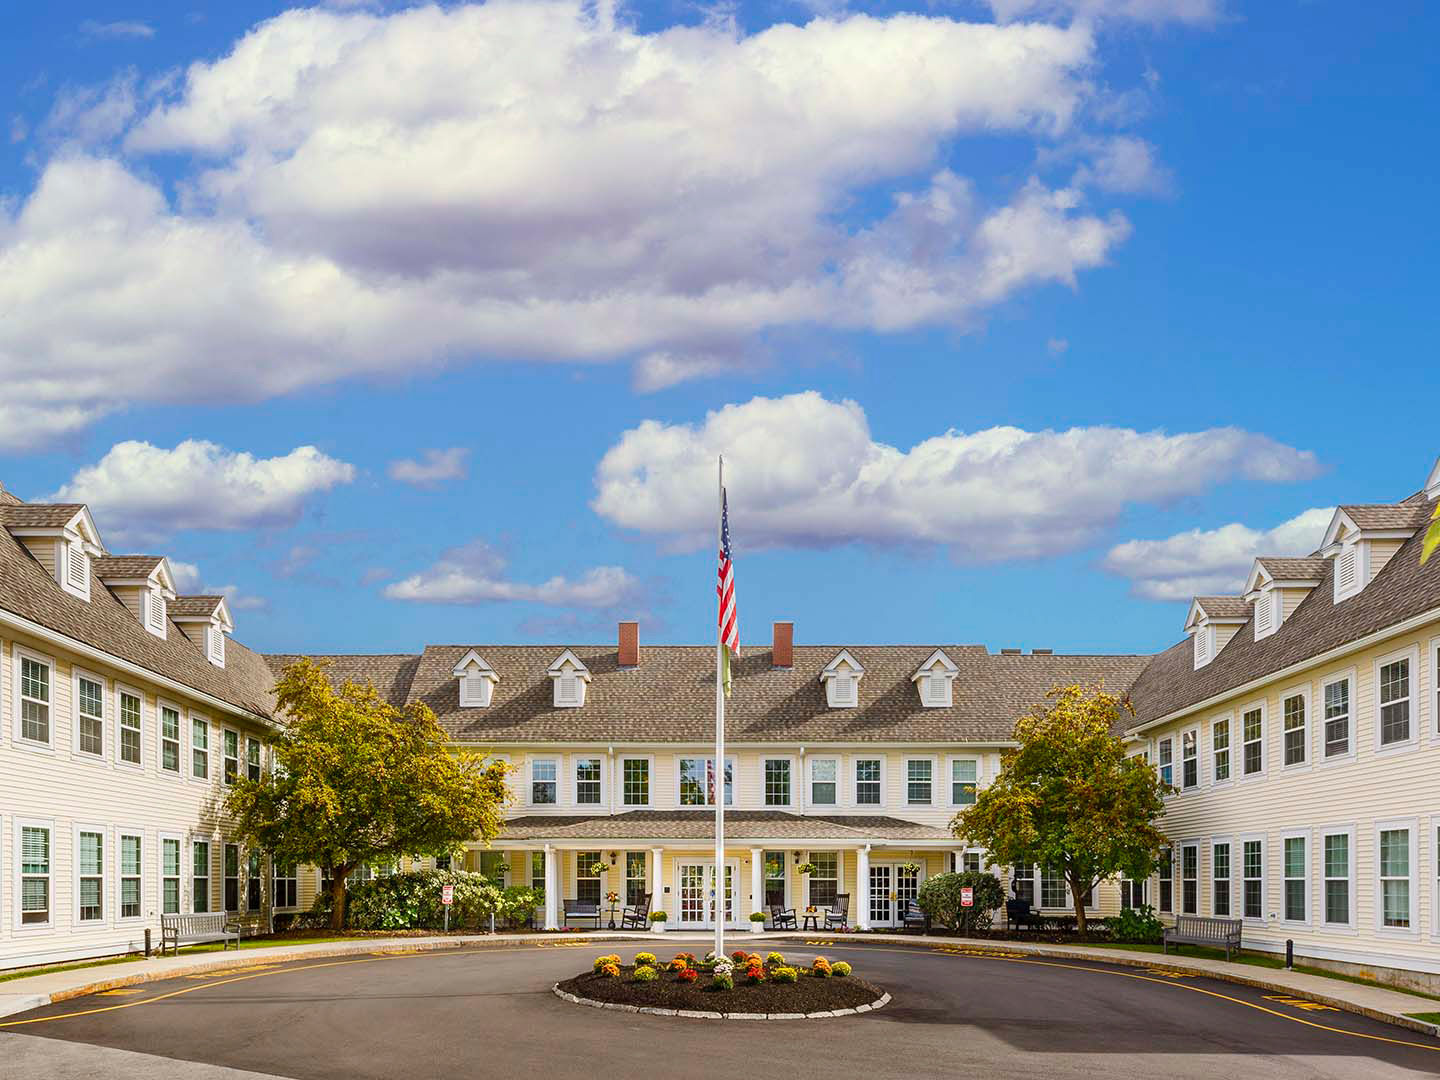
[772,621,793,668]
[618,621,639,667]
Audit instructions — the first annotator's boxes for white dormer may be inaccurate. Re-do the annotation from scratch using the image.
[1426,456,1440,502]
[1319,506,1425,603]
[1184,598,1248,670]
[95,555,178,639]
[452,650,500,708]
[171,596,234,668]
[547,649,591,708]
[820,649,865,708]
[1243,558,1322,642]
[911,649,958,707]
[3,504,104,602]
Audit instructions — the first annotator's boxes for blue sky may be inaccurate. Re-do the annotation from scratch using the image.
[0,1,1435,657]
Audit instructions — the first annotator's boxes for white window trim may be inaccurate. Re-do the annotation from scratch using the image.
[1374,818,1418,936]
[674,754,735,807]
[1155,734,1175,790]
[1374,646,1420,754]
[114,683,144,770]
[1278,684,1311,772]
[14,816,56,932]
[1333,540,1367,603]
[1178,725,1201,791]
[1238,700,1267,781]
[116,826,145,924]
[1210,714,1234,786]
[1253,588,1280,641]
[1039,864,1097,912]
[245,735,264,783]
[1319,823,1357,933]
[1193,624,1214,669]
[12,646,57,753]
[903,755,938,807]
[1178,841,1201,916]
[74,823,108,926]
[572,752,606,808]
[191,836,214,915]
[159,832,185,916]
[222,727,242,787]
[157,698,184,777]
[1316,669,1357,765]
[72,666,109,764]
[761,755,797,809]
[190,714,212,782]
[946,755,982,809]
[61,539,92,601]
[1432,815,1440,943]
[528,756,560,808]
[1431,637,1440,744]
[619,754,654,808]
[1278,828,1310,927]
[806,755,841,809]
[805,850,843,909]
[1239,833,1266,925]
[143,587,168,639]
[272,860,299,911]
[1209,835,1233,919]
[850,754,887,808]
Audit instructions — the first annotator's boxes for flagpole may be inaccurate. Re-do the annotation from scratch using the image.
[714,454,726,960]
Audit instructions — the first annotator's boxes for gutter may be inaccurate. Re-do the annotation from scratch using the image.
[1127,603,1440,738]
[0,607,274,730]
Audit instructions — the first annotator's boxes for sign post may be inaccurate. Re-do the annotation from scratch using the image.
[961,886,974,909]
[442,883,454,932]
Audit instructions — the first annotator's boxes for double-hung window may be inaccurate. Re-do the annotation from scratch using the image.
[1157,850,1172,914]
[531,758,558,804]
[19,656,52,744]
[161,705,182,773]
[625,851,647,906]
[906,759,933,805]
[120,833,143,918]
[193,841,212,913]
[1212,842,1231,916]
[809,758,837,806]
[576,852,602,903]
[1282,835,1307,922]
[530,852,546,892]
[1242,840,1264,919]
[951,759,978,805]
[77,829,105,922]
[1180,731,1198,790]
[1322,676,1350,757]
[808,852,838,908]
[223,730,240,785]
[1241,707,1264,776]
[274,862,298,908]
[575,757,602,805]
[1282,694,1307,766]
[1378,657,1412,747]
[225,844,242,911]
[118,690,142,765]
[192,718,210,779]
[763,852,787,907]
[1041,866,1068,909]
[1012,865,1037,907]
[764,759,791,807]
[622,758,649,806]
[162,837,182,914]
[247,851,263,910]
[679,757,732,806]
[77,674,104,757]
[247,737,262,782]
[1212,719,1230,782]
[21,824,52,925]
[1156,737,1173,787]
[1379,827,1412,929]
[1323,831,1350,926]
[1180,844,1198,915]
[854,759,881,805]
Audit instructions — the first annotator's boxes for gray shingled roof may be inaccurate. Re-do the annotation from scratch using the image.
[170,596,226,618]
[0,503,86,528]
[1129,498,1439,728]
[1340,504,1431,530]
[265,653,421,707]
[300,643,1150,744]
[93,555,166,579]
[498,811,954,842]
[1194,596,1250,619]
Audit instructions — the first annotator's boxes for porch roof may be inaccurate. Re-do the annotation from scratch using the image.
[494,810,955,844]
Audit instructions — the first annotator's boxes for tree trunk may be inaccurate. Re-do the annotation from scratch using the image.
[1070,877,1089,935]
[329,865,351,931]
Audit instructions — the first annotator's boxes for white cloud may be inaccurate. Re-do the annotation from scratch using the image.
[592,391,1321,560]
[986,0,1222,23]
[165,560,267,610]
[1102,507,1334,600]
[384,540,642,609]
[1056,135,1172,196]
[80,20,156,39]
[388,447,470,488]
[0,4,1145,443]
[52,439,355,541]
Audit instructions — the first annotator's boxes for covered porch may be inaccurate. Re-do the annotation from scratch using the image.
[473,810,965,931]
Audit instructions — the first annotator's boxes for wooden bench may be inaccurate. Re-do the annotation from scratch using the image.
[1163,915,1243,961]
[562,898,601,928]
[160,912,240,955]
[227,912,266,939]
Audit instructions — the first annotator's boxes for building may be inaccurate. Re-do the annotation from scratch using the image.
[1,460,1438,990]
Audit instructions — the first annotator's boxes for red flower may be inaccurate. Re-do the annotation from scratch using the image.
[677,967,699,982]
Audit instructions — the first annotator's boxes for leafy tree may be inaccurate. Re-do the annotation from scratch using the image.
[1423,501,1440,565]
[917,871,1005,932]
[951,684,1169,933]
[225,660,511,930]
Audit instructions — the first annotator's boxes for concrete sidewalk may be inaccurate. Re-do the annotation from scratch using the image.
[2,929,1437,1039]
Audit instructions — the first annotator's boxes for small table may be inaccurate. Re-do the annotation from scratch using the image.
[801,913,820,931]
[606,905,619,930]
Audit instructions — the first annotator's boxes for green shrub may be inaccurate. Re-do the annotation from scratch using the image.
[764,951,786,969]
[634,952,657,967]
[1105,904,1163,944]
[917,871,1005,932]
[711,972,734,991]
[309,869,543,931]
[594,953,622,972]
[631,965,658,982]
[832,961,851,977]
[772,966,798,984]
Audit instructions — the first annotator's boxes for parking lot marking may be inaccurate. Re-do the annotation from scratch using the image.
[1263,994,1340,1012]
[96,989,146,996]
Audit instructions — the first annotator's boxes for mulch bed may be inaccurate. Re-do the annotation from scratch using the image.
[558,966,884,1013]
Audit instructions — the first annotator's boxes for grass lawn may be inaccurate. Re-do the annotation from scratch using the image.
[0,935,367,985]
[0,955,143,985]
[1405,1012,1440,1024]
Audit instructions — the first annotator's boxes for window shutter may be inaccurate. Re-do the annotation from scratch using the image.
[557,674,579,706]
[148,591,166,632]
[67,545,88,589]
[1194,627,1210,666]
[1255,594,1273,636]
[208,627,225,665]
[1336,546,1358,595]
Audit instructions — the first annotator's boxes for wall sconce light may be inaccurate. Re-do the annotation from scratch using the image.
[609,851,618,864]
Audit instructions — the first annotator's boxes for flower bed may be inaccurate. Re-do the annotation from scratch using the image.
[557,952,883,1015]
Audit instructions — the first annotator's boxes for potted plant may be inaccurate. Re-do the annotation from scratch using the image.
[649,909,668,933]
[589,862,608,877]
[796,862,818,876]
[898,861,921,875]
[748,910,766,933]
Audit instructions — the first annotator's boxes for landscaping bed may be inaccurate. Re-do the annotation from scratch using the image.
[557,952,884,1014]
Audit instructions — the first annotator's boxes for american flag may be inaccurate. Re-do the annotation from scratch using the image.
[717,488,738,655]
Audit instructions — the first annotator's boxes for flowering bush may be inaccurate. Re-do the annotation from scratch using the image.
[677,967,699,983]
[731,950,749,962]
[832,961,852,978]
[668,957,690,972]
[634,952,657,967]
[631,965,658,982]
[711,972,734,991]
[593,954,622,973]
[713,959,734,979]
[811,956,833,978]
[607,891,620,905]
[749,911,767,922]
[772,966,799,984]
[599,962,621,978]
[743,961,766,984]
[674,952,697,965]
[765,951,786,969]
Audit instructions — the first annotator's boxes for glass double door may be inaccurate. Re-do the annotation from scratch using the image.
[868,863,922,927]
[675,859,738,927]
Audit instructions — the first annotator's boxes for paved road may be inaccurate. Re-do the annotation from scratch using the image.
[5,940,1439,1079]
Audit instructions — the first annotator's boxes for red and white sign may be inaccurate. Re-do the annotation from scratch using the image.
[960,887,974,908]
[441,884,455,906]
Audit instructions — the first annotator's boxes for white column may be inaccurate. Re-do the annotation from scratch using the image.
[651,847,664,925]
[543,844,559,930]
[856,845,871,931]
[750,847,764,930]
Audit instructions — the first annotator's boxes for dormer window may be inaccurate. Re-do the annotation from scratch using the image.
[820,650,864,709]
[452,650,500,708]
[1185,597,1247,670]
[911,649,958,708]
[207,625,226,667]
[547,650,591,709]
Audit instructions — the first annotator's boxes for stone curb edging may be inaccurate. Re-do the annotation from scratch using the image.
[552,983,889,1020]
